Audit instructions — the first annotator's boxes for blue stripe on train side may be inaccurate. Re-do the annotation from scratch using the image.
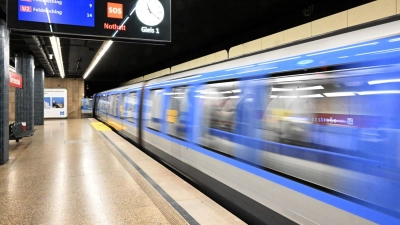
[142,126,400,224]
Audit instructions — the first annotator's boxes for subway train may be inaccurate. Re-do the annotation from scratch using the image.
[94,18,400,224]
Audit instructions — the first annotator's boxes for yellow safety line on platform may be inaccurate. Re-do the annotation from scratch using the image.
[107,121,127,131]
[91,122,111,131]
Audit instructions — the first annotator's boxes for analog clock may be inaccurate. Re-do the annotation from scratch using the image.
[136,0,165,26]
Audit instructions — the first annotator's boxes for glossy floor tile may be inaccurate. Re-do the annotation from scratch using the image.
[1,119,244,225]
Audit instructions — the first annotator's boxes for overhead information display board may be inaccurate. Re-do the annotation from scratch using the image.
[18,0,95,27]
[8,0,171,43]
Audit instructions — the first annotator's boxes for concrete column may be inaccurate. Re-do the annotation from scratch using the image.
[15,52,35,132]
[0,20,9,165]
[34,69,44,125]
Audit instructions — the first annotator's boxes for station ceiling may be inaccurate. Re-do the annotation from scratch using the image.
[2,0,372,85]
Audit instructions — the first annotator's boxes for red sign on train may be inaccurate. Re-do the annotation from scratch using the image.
[9,72,23,89]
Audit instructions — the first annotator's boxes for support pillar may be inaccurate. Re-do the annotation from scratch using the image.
[34,69,44,125]
[15,52,34,132]
[0,20,9,165]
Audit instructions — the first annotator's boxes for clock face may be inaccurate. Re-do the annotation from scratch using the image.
[136,0,165,26]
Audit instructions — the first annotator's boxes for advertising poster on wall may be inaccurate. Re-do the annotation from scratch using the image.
[44,89,68,118]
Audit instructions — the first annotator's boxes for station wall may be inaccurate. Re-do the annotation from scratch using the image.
[229,0,400,58]
[121,0,399,86]
[44,78,84,119]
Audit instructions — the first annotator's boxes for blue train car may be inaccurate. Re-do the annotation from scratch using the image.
[94,18,400,224]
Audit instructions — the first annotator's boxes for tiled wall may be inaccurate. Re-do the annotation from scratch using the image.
[15,53,34,132]
[44,77,84,119]
[34,69,44,125]
[9,87,15,122]
[229,0,400,58]
[1,21,10,165]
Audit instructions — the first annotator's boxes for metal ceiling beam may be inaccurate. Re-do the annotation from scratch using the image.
[23,35,56,76]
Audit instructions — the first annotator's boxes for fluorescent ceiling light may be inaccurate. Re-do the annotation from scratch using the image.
[270,95,278,98]
[173,97,184,99]
[296,85,324,91]
[279,96,297,98]
[368,79,400,85]
[338,56,349,58]
[272,87,293,92]
[236,69,262,74]
[324,92,355,97]
[231,89,241,93]
[358,90,400,95]
[299,94,324,98]
[84,40,113,79]
[9,66,16,73]
[229,96,239,98]
[205,91,219,95]
[164,92,185,95]
[219,91,232,94]
[49,36,65,78]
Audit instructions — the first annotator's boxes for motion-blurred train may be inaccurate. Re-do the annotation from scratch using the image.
[94,17,400,224]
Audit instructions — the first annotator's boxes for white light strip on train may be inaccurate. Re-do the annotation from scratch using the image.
[358,90,400,95]
[270,95,278,98]
[257,56,301,66]
[225,65,254,71]
[389,38,400,42]
[279,96,297,98]
[324,92,355,97]
[83,40,113,79]
[50,36,65,78]
[356,48,400,56]
[296,85,324,91]
[231,89,241,93]
[299,94,324,98]
[272,88,293,92]
[9,66,16,73]
[306,42,379,57]
[368,79,400,85]
[164,92,185,95]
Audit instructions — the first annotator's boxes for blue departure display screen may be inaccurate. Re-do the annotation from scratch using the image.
[8,0,171,43]
[18,0,95,27]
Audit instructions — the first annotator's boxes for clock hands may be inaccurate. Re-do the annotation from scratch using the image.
[146,1,160,20]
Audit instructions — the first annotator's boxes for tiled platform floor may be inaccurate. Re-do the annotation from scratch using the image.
[0,119,244,224]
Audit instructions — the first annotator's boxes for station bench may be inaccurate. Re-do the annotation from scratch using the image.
[9,122,35,142]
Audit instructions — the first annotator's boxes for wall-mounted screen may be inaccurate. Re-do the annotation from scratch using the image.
[8,0,171,43]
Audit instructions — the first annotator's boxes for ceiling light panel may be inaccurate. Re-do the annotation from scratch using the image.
[324,92,355,97]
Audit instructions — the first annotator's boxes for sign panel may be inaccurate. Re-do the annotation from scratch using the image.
[9,72,23,89]
[18,0,95,27]
[44,89,68,118]
[7,0,171,43]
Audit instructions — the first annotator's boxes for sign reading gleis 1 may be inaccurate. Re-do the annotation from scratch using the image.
[7,0,171,43]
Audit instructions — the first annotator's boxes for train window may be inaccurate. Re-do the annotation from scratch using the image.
[147,89,164,131]
[120,93,126,119]
[197,81,242,152]
[199,81,241,133]
[113,94,120,117]
[109,95,115,116]
[259,70,400,160]
[124,92,137,123]
[166,86,190,139]
[100,95,108,113]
